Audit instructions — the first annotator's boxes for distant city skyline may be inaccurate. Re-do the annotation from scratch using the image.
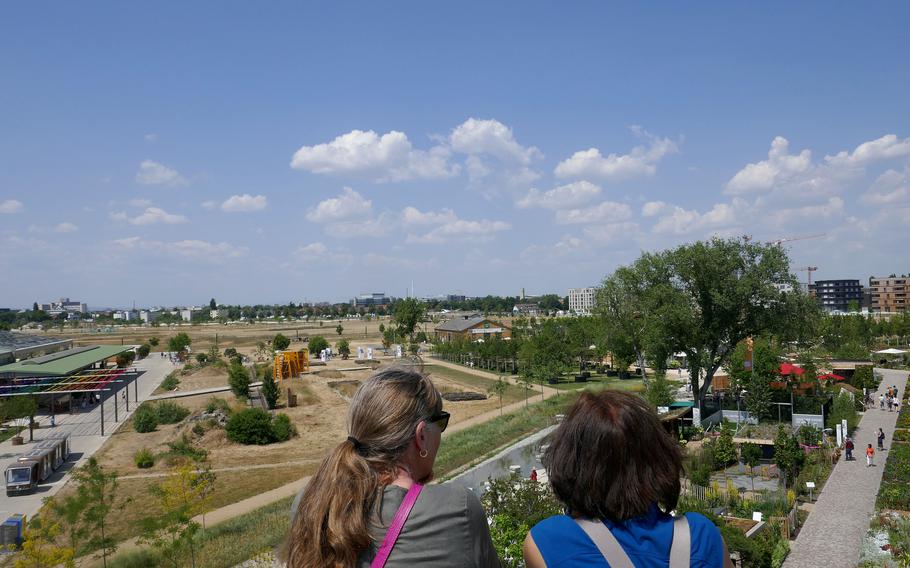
[2,3,909,307]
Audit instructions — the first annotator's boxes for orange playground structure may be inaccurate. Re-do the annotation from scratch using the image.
[273,350,309,380]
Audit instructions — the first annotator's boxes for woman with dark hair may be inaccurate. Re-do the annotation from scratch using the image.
[286,367,500,567]
[524,390,732,567]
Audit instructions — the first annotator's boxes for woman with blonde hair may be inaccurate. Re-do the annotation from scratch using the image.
[287,366,500,567]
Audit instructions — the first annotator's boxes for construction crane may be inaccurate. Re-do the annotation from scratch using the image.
[766,233,826,247]
[799,266,819,286]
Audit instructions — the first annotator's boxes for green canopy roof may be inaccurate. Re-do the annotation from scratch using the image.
[0,345,132,377]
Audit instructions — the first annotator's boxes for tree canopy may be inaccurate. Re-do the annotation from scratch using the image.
[599,237,817,408]
[392,298,425,340]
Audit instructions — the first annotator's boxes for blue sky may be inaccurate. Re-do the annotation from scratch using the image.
[2,2,909,308]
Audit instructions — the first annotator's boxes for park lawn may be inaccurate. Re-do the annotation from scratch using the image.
[425,364,526,404]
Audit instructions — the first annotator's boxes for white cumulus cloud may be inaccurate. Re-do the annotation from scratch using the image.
[54,222,78,233]
[130,207,188,226]
[407,218,511,244]
[112,237,247,260]
[135,160,188,187]
[0,199,23,213]
[825,134,910,168]
[652,203,738,235]
[862,168,910,205]
[516,181,602,210]
[290,130,457,182]
[555,128,678,181]
[221,194,268,212]
[401,206,458,226]
[306,187,372,223]
[448,118,541,165]
[295,242,328,259]
[642,201,668,217]
[725,137,812,194]
[555,201,633,225]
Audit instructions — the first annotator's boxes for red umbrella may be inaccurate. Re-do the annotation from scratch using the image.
[778,362,805,376]
[818,373,846,381]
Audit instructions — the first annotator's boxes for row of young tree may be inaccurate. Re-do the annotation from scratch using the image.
[13,457,216,568]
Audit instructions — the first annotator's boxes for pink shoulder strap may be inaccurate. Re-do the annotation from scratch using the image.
[371,483,423,568]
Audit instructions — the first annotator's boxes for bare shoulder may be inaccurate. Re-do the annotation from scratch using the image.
[523,532,547,568]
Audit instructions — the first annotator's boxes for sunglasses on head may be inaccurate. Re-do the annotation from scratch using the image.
[427,410,450,432]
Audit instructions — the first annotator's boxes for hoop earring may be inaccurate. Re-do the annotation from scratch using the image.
[419,449,428,458]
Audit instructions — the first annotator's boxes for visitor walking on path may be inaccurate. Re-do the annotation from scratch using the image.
[880,393,885,409]
[878,428,886,451]
[783,368,904,568]
[866,444,875,467]
[845,438,854,461]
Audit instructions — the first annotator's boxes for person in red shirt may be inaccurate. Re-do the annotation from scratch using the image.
[845,438,854,461]
[867,444,875,467]
[530,468,538,482]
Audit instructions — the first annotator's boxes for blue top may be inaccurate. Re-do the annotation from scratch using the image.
[530,506,725,567]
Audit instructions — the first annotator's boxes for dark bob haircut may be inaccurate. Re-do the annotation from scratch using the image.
[544,390,682,521]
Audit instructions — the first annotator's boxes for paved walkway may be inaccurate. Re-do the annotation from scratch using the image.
[783,367,905,568]
[0,355,177,518]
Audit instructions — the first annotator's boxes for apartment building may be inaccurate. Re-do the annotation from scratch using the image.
[568,287,597,315]
[869,275,909,313]
[814,279,863,312]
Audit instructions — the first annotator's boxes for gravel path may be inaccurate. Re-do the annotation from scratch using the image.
[783,367,905,568]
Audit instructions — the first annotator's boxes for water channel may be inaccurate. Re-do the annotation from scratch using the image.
[448,425,557,495]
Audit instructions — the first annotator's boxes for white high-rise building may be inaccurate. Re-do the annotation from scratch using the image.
[568,287,597,315]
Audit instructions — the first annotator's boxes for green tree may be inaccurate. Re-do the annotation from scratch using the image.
[209,298,217,310]
[225,408,276,444]
[254,341,273,361]
[261,371,279,410]
[713,422,737,474]
[149,337,160,347]
[227,362,250,399]
[308,335,329,355]
[827,391,858,432]
[72,457,121,567]
[167,332,192,354]
[488,376,509,415]
[140,464,215,568]
[272,333,291,351]
[480,473,562,567]
[13,515,75,568]
[773,424,803,487]
[336,338,351,359]
[137,344,151,358]
[335,324,344,336]
[740,442,762,492]
[392,298,425,340]
[603,237,815,410]
[45,493,88,557]
[0,396,38,441]
[853,365,875,391]
[643,372,676,409]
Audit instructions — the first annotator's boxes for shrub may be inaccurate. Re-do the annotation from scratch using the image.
[228,361,251,398]
[165,433,208,462]
[308,336,329,355]
[192,423,206,437]
[195,353,209,364]
[226,408,276,445]
[272,333,291,351]
[132,404,158,433]
[148,337,160,347]
[225,409,297,445]
[160,373,179,391]
[205,397,233,415]
[155,401,190,424]
[168,332,192,353]
[134,448,155,469]
[336,338,351,359]
[223,347,238,359]
[116,351,136,368]
[894,429,910,443]
[137,344,151,358]
[272,413,296,442]
[262,372,279,410]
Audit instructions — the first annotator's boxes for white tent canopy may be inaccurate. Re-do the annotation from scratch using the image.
[874,348,908,355]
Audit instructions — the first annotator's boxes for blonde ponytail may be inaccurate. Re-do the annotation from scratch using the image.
[286,367,441,567]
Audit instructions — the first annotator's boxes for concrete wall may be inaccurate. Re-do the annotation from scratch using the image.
[792,413,824,429]
[721,409,759,425]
